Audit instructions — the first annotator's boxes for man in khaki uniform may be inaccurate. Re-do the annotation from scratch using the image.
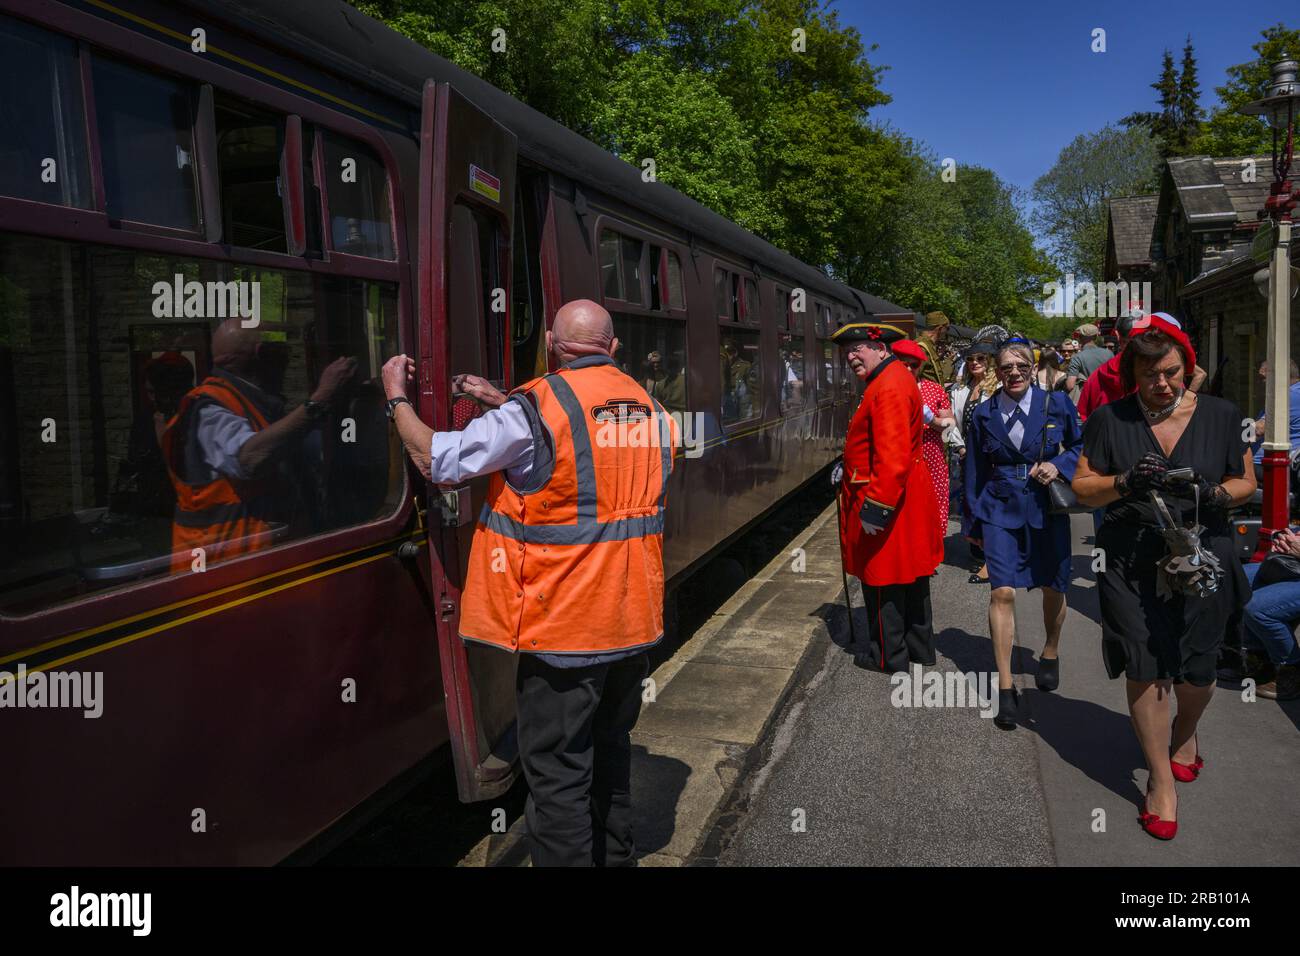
[916,311,953,385]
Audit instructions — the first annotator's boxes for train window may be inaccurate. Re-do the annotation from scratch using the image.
[620,236,643,305]
[92,56,200,231]
[713,268,729,320]
[0,16,91,208]
[647,246,685,313]
[214,95,287,253]
[742,278,760,326]
[599,231,620,299]
[817,341,834,401]
[777,332,805,413]
[320,132,394,259]
[666,251,685,310]
[0,231,404,616]
[612,313,688,414]
[598,229,644,305]
[720,329,761,425]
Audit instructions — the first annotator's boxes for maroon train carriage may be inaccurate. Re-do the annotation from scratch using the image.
[0,0,911,864]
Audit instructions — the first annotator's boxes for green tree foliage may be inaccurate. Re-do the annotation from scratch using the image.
[1031,125,1162,283]
[353,0,1052,323]
[1174,36,1203,152]
[1193,23,1300,157]
[1123,39,1203,157]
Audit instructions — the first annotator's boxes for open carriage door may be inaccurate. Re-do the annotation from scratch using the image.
[418,80,519,801]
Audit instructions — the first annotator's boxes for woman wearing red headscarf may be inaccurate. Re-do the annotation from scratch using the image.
[894,340,955,536]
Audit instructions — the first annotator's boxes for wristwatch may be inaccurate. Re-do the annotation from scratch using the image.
[386,396,412,420]
[303,399,329,421]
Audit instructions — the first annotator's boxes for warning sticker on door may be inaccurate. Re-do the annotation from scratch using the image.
[470,165,501,203]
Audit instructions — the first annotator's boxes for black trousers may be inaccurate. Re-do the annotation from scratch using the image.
[860,577,936,672]
[515,651,648,867]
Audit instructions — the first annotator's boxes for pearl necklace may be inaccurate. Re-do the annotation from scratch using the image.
[1137,389,1184,421]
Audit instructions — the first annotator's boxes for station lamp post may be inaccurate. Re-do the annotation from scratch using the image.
[1239,59,1300,556]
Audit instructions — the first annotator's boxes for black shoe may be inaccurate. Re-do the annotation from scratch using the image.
[1259,663,1300,700]
[993,688,1019,730]
[1036,657,1060,692]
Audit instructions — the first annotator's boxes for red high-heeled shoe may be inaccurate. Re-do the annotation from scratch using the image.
[1170,729,1204,782]
[1139,793,1178,840]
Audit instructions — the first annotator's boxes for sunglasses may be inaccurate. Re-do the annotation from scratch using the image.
[999,363,1032,374]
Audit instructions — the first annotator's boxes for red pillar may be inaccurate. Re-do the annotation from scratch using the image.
[1253,450,1291,561]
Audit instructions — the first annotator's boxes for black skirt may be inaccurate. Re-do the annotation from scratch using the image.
[1095,521,1246,685]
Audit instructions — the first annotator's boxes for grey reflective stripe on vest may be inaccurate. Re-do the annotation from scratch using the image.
[544,373,599,520]
[479,369,665,545]
[646,395,672,509]
[478,506,664,543]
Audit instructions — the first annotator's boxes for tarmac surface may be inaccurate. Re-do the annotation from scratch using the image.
[717,513,1300,866]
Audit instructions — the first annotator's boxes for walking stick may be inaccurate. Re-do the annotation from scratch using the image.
[835,484,858,646]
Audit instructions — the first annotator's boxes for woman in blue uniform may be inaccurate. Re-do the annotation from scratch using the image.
[964,339,1083,729]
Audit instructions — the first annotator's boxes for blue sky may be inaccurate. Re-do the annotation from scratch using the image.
[837,0,1283,195]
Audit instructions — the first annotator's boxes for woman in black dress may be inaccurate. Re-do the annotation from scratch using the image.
[1072,329,1255,841]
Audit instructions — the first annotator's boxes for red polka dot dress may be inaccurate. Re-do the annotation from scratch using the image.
[918,379,950,535]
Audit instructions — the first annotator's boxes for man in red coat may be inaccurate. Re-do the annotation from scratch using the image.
[832,321,944,673]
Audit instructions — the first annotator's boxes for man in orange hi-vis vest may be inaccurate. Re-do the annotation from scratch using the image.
[382,299,678,867]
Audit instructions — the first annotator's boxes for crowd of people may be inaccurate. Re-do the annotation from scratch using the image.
[831,307,1297,843]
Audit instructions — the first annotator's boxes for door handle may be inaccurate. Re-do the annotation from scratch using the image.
[433,485,473,527]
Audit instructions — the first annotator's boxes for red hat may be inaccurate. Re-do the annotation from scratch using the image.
[1130,311,1196,371]
[891,340,927,363]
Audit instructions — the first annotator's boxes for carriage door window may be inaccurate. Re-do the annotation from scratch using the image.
[718,268,760,426]
[512,174,546,380]
[777,288,805,412]
[0,15,91,208]
[448,203,505,388]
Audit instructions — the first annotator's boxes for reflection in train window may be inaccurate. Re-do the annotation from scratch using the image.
[0,232,404,616]
[778,332,805,413]
[93,55,200,231]
[320,132,395,259]
[720,328,761,425]
[612,313,687,414]
[215,94,287,252]
[0,15,91,208]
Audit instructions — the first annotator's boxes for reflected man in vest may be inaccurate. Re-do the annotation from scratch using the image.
[382,298,677,867]
[162,318,355,570]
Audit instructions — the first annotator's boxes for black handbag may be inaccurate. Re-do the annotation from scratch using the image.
[1033,412,1089,515]
[1253,552,1300,588]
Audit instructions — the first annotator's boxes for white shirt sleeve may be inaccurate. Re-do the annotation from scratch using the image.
[429,399,536,485]
[195,403,255,480]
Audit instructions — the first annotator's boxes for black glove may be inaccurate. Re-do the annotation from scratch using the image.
[1164,470,1232,512]
[1116,452,1170,497]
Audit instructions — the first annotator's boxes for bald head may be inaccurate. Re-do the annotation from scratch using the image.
[211,318,261,372]
[549,299,617,364]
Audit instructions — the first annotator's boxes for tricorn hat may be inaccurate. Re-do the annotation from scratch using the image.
[831,322,908,346]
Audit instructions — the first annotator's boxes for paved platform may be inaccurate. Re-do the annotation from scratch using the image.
[461,506,1300,866]
[720,513,1300,866]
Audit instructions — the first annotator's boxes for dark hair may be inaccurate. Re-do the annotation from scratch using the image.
[1120,330,1188,391]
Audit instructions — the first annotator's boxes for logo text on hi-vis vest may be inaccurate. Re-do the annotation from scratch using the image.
[151,273,261,328]
[593,402,704,459]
